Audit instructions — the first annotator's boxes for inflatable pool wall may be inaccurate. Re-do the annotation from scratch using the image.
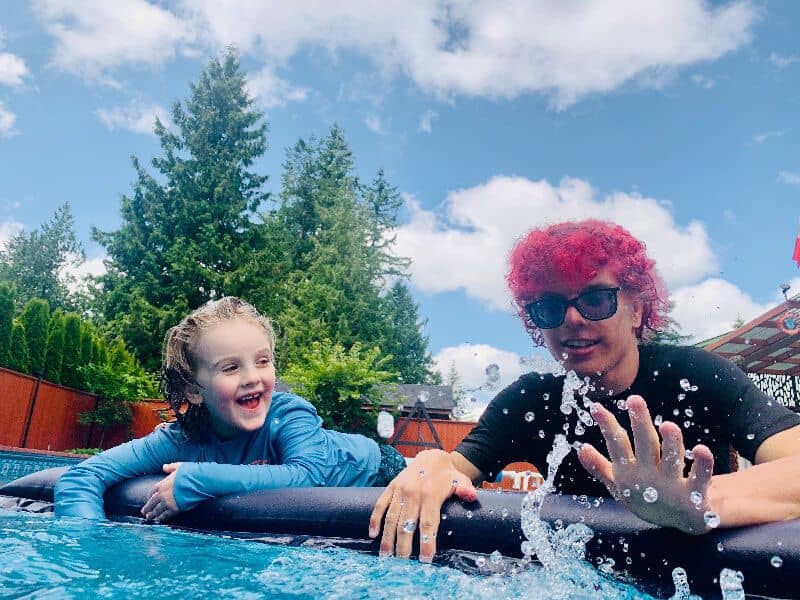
[1,467,798,599]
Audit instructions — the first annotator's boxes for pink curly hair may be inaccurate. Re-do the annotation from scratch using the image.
[507,219,670,346]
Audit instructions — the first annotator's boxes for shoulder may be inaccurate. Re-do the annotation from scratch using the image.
[267,392,321,423]
[639,344,733,373]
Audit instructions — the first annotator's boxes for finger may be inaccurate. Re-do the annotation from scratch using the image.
[687,444,714,491]
[394,495,420,560]
[143,501,165,522]
[453,478,478,503]
[141,495,159,516]
[418,501,441,564]
[163,462,179,474]
[659,422,685,479]
[591,402,634,463]
[627,395,660,467]
[577,444,615,491]
[155,507,176,523]
[369,483,394,538]
[378,491,403,557]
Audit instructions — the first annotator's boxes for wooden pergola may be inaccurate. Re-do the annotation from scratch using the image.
[702,294,800,410]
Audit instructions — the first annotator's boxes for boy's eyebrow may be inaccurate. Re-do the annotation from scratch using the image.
[210,347,273,369]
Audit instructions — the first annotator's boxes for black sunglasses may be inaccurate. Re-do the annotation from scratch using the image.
[525,287,620,329]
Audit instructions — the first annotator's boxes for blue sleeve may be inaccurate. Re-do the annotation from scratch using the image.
[54,425,192,520]
[172,401,330,510]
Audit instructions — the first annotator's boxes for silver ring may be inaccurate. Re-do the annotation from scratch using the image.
[402,520,417,533]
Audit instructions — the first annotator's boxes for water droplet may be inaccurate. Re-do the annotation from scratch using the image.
[689,385,698,392]
[441,514,447,520]
[746,433,755,440]
[475,556,486,568]
[538,429,545,438]
[490,550,502,564]
[704,511,720,528]
[654,414,663,426]
[643,487,658,503]
[616,399,628,410]
[677,393,686,401]
[685,449,694,460]
[421,534,430,543]
[466,511,473,519]
[684,408,694,417]
[501,508,509,518]
[418,391,429,403]
[771,555,783,568]
[683,420,691,428]
[690,491,703,506]
[542,393,549,401]
[447,530,453,536]
[653,370,659,376]
[574,423,585,436]
[502,408,509,415]
[679,378,691,391]
[622,488,631,498]
[520,541,534,555]
[717,542,724,552]
[524,411,535,422]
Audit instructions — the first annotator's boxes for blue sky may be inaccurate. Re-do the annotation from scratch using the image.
[0,1,798,405]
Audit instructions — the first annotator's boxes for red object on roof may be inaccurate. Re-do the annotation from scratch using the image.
[793,233,800,268]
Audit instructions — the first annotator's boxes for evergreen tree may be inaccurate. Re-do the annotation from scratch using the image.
[0,203,84,310]
[20,298,50,376]
[8,320,30,374]
[61,313,82,389]
[0,283,15,368]
[381,281,439,383]
[80,322,94,365]
[43,311,65,384]
[92,49,268,369]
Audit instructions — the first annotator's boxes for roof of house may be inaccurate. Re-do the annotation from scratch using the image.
[378,383,455,412]
[704,293,800,376]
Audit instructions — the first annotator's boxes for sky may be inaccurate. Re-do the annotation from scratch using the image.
[0,1,798,413]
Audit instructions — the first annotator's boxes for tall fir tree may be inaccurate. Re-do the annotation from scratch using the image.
[0,283,15,368]
[8,320,30,374]
[0,203,83,311]
[20,298,50,376]
[61,313,82,389]
[92,49,269,369]
[43,311,65,384]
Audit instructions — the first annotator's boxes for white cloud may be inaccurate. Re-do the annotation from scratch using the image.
[0,53,29,87]
[778,171,800,185]
[691,74,716,89]
[246,67,309,109]
[96,102,170,135]
[37,0,758,107]
[0,219,24,248]
[768,52,799,69]
[61,254,107,294]
[419,109,438,133]
[364,113,387,135]
[0,101,17,137]
[670,278,772,343]
[393,176,717,310]
[34,0,196,84]
[753,130,786,144]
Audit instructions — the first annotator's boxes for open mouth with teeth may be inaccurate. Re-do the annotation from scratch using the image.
[564,340,599,350]
[236,392,263,410]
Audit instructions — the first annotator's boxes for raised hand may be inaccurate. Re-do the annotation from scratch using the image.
[141,462,182,523]
[577,395,716,534]
[368,449,477,562]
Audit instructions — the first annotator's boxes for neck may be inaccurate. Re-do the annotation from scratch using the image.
[588,344,640,399]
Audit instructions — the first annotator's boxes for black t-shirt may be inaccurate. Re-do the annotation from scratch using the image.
[456,344,800,497]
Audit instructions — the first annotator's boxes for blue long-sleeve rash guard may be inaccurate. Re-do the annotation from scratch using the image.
[55,393,381,520]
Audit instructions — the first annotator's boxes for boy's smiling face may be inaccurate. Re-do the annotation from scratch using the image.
[186,318,276,439]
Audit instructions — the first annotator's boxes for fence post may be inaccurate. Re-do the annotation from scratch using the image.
[20,376,42,448]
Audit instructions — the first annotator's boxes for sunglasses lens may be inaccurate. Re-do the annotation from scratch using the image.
[527,298,565,329]
[576,289,617,320]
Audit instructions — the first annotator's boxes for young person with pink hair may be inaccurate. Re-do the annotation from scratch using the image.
[370,219,800,562]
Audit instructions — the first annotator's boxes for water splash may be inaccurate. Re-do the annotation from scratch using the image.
[719,568,745,599]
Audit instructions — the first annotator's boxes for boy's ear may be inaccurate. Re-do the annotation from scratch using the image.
[184,384,203,406]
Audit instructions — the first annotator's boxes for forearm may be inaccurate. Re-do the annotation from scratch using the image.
[174,461,323,511]
[708,455,800,528]
[450,451,483,484]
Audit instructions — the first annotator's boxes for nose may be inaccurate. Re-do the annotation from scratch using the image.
[563,304,586,327]
[240,364,259,387]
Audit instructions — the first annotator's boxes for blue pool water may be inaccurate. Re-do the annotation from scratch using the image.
[0,449,81,484]
[0,509,656,599]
